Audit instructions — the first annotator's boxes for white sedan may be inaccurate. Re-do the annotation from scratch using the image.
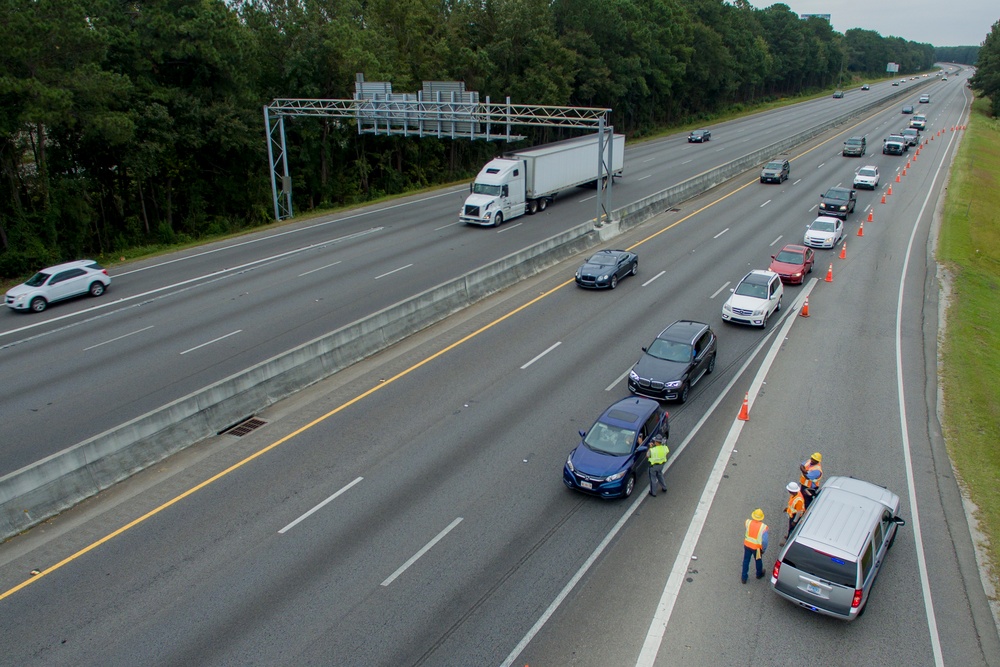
[853,166,880,190]
[722,270,784,328]
[803,216,844,249]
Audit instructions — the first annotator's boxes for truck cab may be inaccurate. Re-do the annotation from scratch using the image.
[460,159,527,226]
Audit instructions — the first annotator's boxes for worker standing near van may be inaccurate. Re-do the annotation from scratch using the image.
[741,509,769,583]
[646,435,669,497]
[799,452,823,508]
[782,482,805,545]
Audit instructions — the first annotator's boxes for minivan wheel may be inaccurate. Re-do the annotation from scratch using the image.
[622,474,635,498]
[89,281,105,297]
[30,297,47,313]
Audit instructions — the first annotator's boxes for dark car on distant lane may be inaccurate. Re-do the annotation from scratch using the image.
[628,320,717,403]
[769,244,815,284]
[902,105,914,114]
[688,129,711,143]
[575,249,638,289]
[563,397,669,499]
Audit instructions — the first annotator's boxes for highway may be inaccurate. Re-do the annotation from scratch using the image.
[0,77,931,475]
[1,69,997,667]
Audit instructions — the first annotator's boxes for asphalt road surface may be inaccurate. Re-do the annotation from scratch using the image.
[1,70,996,667]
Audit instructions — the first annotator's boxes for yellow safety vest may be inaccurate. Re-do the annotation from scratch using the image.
[648,443,669,466]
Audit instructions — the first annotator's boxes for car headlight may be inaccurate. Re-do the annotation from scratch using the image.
[606,470,627,482]
[753,305,767,316]
[792,272,802,278]
[665,380,683,388]
[722,302,732,314]
[566,454,575,472]
[629,370,639,382]
[838,205,847,211]
[599,274,609,281]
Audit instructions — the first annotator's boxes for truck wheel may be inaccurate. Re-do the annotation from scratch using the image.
[538,198,548,212]
[527,200,538,215]
[493,213,503,227]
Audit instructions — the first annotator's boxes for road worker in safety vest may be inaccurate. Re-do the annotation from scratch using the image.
[799,452,823,508]
[741,509,769,583]
[782,481,806,546]
[647,436,669,497]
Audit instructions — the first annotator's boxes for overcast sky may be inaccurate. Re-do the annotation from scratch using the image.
[749,1,996,47]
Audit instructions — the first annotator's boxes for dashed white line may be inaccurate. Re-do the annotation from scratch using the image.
[818,162,826,169]
[713,228,729,239]
[638,174,653,181]
[497,223,523,233]
[579,195,597,203]
[769,235,783,247]
[606,367,631,392]
[681,159,693,165]
[642,270,666,287]
[299,260,342,277]
[434,221,461,231]
[793,179,802,185]
[760,200,771,208]
[521,342,562,369]
[83,326,154,351]
[710,281,731,299]
[642,157,656,163]
[381,517,463,587]
[809,204,818,212]
[374,264,413,280]
[278,477,363,534]
[180,330,242,355]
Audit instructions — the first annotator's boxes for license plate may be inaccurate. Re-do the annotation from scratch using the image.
[580,481,593,490]
[805,583,822,596]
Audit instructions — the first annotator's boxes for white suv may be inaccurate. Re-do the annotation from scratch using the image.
[722,270,783,328]
[5,260,110,312]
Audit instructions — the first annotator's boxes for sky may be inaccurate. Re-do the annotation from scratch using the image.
[748,1,997,46]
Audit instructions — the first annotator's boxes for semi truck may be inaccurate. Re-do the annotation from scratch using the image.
[460,133,625,227]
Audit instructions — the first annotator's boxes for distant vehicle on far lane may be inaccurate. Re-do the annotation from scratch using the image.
[861,84,870,90]
[832,90,844,98]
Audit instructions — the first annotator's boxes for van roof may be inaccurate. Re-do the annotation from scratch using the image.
[793,477,898,561]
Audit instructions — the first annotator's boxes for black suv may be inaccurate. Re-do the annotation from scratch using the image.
[628,320,717,403]
[818,187,857,219]
[842,136,866,157]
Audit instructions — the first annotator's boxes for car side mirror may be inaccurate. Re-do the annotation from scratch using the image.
[469,183,474,193]
[579,430,587,438]
[771,255,776,260]
[892,516,907,527]
[641,346,647,352]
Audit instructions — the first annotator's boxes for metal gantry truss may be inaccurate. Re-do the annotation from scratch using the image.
[264,79,614,224]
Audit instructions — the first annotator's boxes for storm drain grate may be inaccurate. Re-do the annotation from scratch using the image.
[224,417,267,437]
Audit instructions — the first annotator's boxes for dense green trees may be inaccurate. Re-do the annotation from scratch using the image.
[0,0,939,276]
[935,45,980,66]
[970,21,1000,116]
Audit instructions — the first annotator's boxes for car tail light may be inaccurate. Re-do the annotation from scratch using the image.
[772,561,781,579]
[851,588,863,608]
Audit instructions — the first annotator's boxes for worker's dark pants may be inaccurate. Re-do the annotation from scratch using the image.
[787,516,799,537]
[742,546,764,582]
[802,487,817,508]
[648,464,667,495]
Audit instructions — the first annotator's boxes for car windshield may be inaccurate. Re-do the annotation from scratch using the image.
[583,422,637,456]
[903,129,917,136]
[734,280,768,299]
[646,338,694,363]
[846,139,862,146]
[472,183,502,196]
[782,543,857,588]
[775,249,804,264]
[765,161,784,169]
[858,169,877,178]
[810,220,836,232]
[24,272,50,287]
[824,190,849,201]
[587,254,616,266]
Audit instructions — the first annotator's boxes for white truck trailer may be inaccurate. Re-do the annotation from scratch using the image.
[460,133,625,227]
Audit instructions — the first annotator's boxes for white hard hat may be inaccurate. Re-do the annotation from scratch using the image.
[786,481,801,493]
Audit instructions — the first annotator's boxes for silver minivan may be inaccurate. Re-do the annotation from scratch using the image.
[770,476,906,620]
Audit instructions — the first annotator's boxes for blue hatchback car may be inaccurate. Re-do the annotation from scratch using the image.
[563,397,669,499]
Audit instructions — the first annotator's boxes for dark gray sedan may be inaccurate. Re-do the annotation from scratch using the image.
[575,249,638,289]
[688,129,711,143]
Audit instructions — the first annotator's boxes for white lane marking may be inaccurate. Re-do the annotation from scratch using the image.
[714,147,724,152]
[635,287,809,666]
[434,221,461,231]
[279,477,363,534]
[638,175,653,181]
[642,157,656,163]
[83,326,154,351]
[1,228,384,340]
[809,204,818,212]
[497,223,523,233]
[374,264,413,280]
[500,301,798,667]
[865,204,872,212]
[760,200,771,208]
[681,159,693,165]
[606,367,631,392]
[381,517,463,586]
[793,179,802,185]
[709,281,730,299]
[818,162,825,169]
[578,195,597,203]
[521,342,561,370]
[769,235,783,247]
[713,228,729,239]
[298,260,342,277]
[642,270,665,287]
[180,330,242,355]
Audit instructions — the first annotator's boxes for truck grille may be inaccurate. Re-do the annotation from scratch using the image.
[464,204,480,217]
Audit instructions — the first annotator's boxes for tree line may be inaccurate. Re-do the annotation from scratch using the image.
[970,20,1000,116]
[0,0,937,278]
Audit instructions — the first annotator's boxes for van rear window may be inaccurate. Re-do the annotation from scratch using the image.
[782,544,856,588]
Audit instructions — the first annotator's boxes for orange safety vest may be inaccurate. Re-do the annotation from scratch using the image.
[799,461,823,489]
[786,492,805,518]
[744,519,766,550]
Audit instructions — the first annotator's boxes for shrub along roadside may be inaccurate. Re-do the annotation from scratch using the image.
[938,96,1000,596]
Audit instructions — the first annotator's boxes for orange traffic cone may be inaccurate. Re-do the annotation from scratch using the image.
[738,393,750,421]
[906,160,911,169]
[867,209,873,222]
[902,167,907,176]
[839,242,847,260]
[888,184,893,196]
[895,173,901,183]
[881,193,886,204]
[857,221,865,237]
[825,263,833,282]
[800,296,810,317]
[913,153,917,162]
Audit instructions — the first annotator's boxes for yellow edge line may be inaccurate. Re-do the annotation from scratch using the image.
[0,125,851,602]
